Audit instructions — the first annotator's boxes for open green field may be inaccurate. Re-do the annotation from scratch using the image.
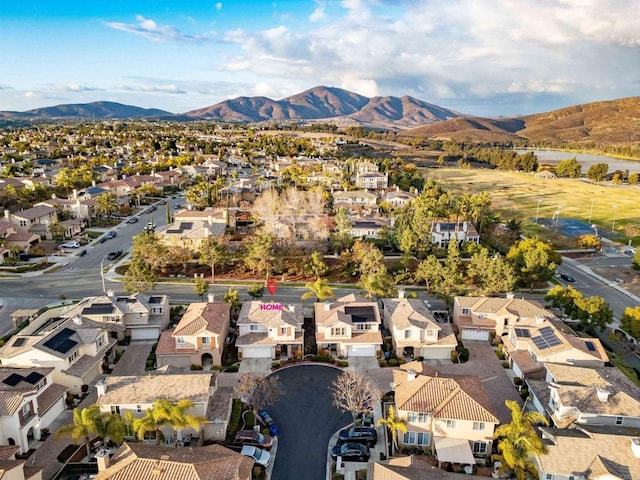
[426,168,640,244]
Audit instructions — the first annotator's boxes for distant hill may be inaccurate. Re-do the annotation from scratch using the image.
[1,101,173,120]
[402,97,640,146]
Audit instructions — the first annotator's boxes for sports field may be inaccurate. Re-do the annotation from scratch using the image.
[426,168,640,243]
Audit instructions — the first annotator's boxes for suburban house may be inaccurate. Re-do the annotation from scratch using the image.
[37,195,93,224]
[0,445,43,480]
[381,295,457,360]
[156,299,231,368]
[0,318,116,394]
[0,367,66,455]
[315,294,383,358]
[155,217,227,253]
[355,172,388,190]
[354,161,379,175]
[350,217,389,239]
[384,188,417,208]
[93,442,253,480]
[60,292,170,342]
[3,205,57,241]
[392,366,499,466]
[95,372,229,442]
[527,363,640,429]
[333,191,378,215]
[535,425,640,480]
[371,456,471,480]
[430,222,479,248]
[236,301,304,361]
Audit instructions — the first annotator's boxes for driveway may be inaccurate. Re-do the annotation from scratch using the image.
[110,342,153,375]
[266,365,351,480]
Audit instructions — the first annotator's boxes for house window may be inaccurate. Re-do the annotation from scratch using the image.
[472,441,488,455]
[279,327,288,336]
[68,351,79,363]
[331,327,345,336]
[202,337,210,345]
[545,475,553,480]
[151,307,163,314]
[96,335,104,349]
[22,403,31,419]
[176,337,185,345]
[473,422,486,431]
[407,412,429,423]
[404,330,413,339]
[356,323,372,331]
[462,308,470,315]
[19,220,27,227]
[249,325,260,332]
[445,419,456,429]
[403,431,430,446]
[616,416,623,425]
[136,405,142,413]
[111,406,120,414]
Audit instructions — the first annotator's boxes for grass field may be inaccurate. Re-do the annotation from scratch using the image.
[426,168,640,245]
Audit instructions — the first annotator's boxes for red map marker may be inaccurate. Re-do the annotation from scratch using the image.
[266,279,278,295]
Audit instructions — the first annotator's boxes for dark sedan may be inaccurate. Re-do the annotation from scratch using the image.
[330,442,370,462]
[338,426,377,447]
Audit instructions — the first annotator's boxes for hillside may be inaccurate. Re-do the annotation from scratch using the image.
[402,97,640,146]
[4,101,173,119]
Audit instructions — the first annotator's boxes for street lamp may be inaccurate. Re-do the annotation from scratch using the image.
[612,205,617,232]
[588,199,595,224]
[535,199,542,224]
[100,255,108,293]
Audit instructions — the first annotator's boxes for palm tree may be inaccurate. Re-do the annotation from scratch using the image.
[91,410,127,446]
[55,406,101,457]
[301,278,335,302]
[493,400,548,480]
[377,405,407,456]
[132,399,207,445]
[94,192,119,221]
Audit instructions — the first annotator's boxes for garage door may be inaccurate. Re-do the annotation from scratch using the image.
[461,328,489,341]
[347,345,376,357]
[241,346,273,358]
[130,328,160,341]
[421,346,453,360]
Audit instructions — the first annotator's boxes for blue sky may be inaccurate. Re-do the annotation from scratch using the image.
[1,0,638,117]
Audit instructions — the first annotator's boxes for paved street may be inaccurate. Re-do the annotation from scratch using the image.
[266,365,351,480]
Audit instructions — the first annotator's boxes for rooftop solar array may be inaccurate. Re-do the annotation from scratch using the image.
[515,328,531,338]
[24,372,44,384]
[344,306,377,323]
[12,337,27,347]
[3,373,24,387]
[43,327,78,354]
[82,303,115,315]
[148,296,163,304]
[585,341,596,351]
[532,326,562,350]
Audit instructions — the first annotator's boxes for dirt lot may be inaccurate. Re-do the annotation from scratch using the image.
[591,265,640,296]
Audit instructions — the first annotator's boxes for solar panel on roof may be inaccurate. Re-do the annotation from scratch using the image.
[585,341,596,351]
[515,328,531,338]
[3,373,24,386]
[532,336,548,349]
[12,337,27,347]
[43,328,78,353]
[23,372,44,384]
[82,303,115,315]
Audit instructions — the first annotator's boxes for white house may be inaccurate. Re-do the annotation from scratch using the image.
[431,222,479,248]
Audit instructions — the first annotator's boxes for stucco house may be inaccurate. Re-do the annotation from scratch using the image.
[3,206,57,241]
[156,299,231,368]
[0,445,43,480]
[315,294,383,358]
[431,222,479,249]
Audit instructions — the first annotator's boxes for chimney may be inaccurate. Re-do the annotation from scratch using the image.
[95,448,111,471]
[207,293,215,303]
[92,180,96,187]
[506,292,515,299]
[535,315,545,325]
[73,316,82,325]
[96,378,107,397]
[287,304,295,312]
[324,301,331,311]
[596,387,610,403]
[398,288,405,299]
[406,369,417,382]
[632,438,640,458]
[4,209,9,220]
[106,289,114,297]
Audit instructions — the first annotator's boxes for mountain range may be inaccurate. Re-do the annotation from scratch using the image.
[1,86,638,145]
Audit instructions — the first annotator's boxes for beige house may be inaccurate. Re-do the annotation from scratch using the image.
[95,372,229,442]
[0,367,66,455]
[315,294,383,358]
[393,366,499,466]
[94,442,253,480]
[528,364,640,429]
[333,191,378,215]
[236,301,304,361]
[0,318,116,394]
[61,292,170,342]
[0,445,43,480]
[355,172,388,190]
[3,205,57,241]
[535,426,640,480]
[156,300,230,368]
[350,217,389,239]
[384,188,416,208]
[381,295,457,360]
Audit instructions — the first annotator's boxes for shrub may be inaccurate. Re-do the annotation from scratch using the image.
[513,376,523,386]
[271,361,281,369]
[336,360,349,367]
[225,364,239,372]
[501,361,510,369]
[458,348,469,362]
[191,364,203,370]
[451,350,459,363]
[495,348,505,360]
[519,388,529,400]
[389,358,399,367]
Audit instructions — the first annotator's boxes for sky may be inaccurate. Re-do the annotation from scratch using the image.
[1,0,638,117]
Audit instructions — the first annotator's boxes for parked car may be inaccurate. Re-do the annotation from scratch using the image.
[173,204,182,209]
[61,241,80,248]
[330,442,370,462]
[234,430,274,449]
[105,231,116,239]
[338,426,377,447]
[78,249,87,257]
[148,205,157,212]
[126,217,138,224]
[258,410,279,436]
[560,272,576,282]
[107,250,123,260]
[240,445,270,467]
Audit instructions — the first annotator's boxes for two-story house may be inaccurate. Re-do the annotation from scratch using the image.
[0,367,66,454]
[236,301,304,362]
[0,318,116,394]
[95,372,226,442]
[156,299,230,368]
[0,445,44,480]
[61,292,170,342]
[3,205,57,241]
[431,222,479,249]
[355,172,388,190]
[381,295,457,360]
[350,217,389,239]
[392,367,499,466]
[333,191,378,215]
[315,294,383,359]
[384,188,416,209]
[527,363,640,429]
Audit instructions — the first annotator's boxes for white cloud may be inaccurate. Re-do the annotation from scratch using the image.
[115,83,188,94]
[62,84,104,92]
[105,15,210,42]
[216,2,223,11]
[309,1,326,22]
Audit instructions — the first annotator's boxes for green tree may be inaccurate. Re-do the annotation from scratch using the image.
[493,400,548,480]
[168,245,193,275]
[545,285,581,319]
[243,233,276,279]
[507,238,561,291]
[123,258,157,294]
[198,237,228,282]
[131,231,169,272]
[55,406,102,457]
[223,287,241,313]
[574,295,613,330]
[439,240,465,299]
[330,207,353,253]
[301,277,335,301]
[94,192,119,220]
[576,234,600,250]
[359,268,393,299]
[185,181,213,210]
[629,172,640,185]
[555,158,582,178]
[633,249,640,270]
[415,255,443,294]
[194,277,210,301]
[586,162,609,182]
[91,409,127,446]
[377,405,407,455]
[303,251,329,279]
[467,248,517,296]
[49,221,66,242]
[621,306,640,340]
[132,399,207,445]
[248,283,265,299]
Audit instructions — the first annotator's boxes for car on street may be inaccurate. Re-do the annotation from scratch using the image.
[126,217,138,224]
[330,442,370,462]
[338,426,377,447]
[240,445,270,467]
[234,430,274,450]
[78,249,87,257]
[173,203,182,209]
[105,231,117,239]
[61,241,80,248]
[560,272,576,282]
[258,410,279,436]
[106,250,123,261]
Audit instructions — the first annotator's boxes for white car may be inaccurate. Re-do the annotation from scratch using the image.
[240,445,270,467]
[61,241,80,248]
